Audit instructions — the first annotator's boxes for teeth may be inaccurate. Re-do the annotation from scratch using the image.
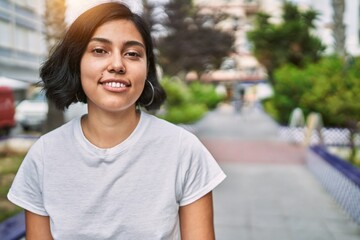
[105,82,127,88]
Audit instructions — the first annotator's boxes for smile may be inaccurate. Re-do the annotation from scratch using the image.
[104,82,128,88]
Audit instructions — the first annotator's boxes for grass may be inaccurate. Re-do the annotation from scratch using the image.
[0,153,24,223]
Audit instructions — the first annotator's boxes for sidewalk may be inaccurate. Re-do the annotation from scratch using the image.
[193,103,360,240]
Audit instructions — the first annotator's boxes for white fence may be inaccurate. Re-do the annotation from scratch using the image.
[279,127,360,146]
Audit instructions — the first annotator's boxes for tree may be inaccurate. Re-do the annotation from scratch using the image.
[157,0,234,76]
[330,0,359,164]
[158,76,208,124]
[332,0,346,57]
[268,56,360,164]
[270,56,360,126]
[142,0,157,33]
[42,0,67,133]
[247,1,326,84]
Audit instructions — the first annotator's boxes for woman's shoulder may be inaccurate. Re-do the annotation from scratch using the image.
[143,112,193,136]
[142,112,199,144]
[40,116,82,142]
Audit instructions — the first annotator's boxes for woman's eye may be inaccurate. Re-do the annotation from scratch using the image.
[125,52,140,58]
[92,48,107,54]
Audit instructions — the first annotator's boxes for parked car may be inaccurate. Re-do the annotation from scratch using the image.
[0,86,16,135]
[15,90,87,131]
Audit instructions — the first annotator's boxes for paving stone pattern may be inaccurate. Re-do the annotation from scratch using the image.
[193,104,360,240]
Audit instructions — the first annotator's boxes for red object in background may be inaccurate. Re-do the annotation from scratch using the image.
[0,86,16,136]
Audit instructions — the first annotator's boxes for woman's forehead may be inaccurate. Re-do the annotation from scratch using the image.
[92,19,143,42]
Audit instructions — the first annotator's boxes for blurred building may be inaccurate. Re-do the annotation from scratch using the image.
[290,0,360,56]
[191,0,269,102]
[191,0,359,101]
[193,0,267,85]
[193,0,360,83]
[0,0,46,95]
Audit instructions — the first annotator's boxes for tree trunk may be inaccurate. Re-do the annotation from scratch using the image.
[347,120,359,165]
[332,0,358,165]
[42,0,66,134]
[331,0,346,57]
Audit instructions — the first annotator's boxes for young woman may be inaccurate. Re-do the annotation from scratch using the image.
[8,2,226,239]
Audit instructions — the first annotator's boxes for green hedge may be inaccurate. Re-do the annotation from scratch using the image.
[158,77,223,124]
[264,56,360,127]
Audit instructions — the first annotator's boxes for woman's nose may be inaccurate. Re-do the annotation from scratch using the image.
[107,54,126,74]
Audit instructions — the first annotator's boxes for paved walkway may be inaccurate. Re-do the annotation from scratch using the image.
[193,103,360,240]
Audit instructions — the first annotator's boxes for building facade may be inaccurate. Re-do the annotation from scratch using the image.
[193,0,360,84]
[194,0,267,84]
[0,0,46,84]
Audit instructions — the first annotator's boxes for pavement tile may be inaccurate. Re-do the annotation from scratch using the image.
[325,218,360,235]
[201,139,306,164]
[196,105,360,239]
[285,216,328,232]
[250,214,287,229]
[289,229,335,240]
[250,227,291,240]
[332,233,360,240]
[215,226,250,240]
[215,213,250,228]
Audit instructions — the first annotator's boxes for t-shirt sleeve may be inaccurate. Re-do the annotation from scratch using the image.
[178,130,226,206]
[7,138,48,216]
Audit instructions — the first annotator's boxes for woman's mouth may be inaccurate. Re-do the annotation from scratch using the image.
[103,82,128,88]
[100,79,131,92]
[100,78,131,88]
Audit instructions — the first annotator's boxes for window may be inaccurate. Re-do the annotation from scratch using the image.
[28,31,38,54]
[39,34,47,54]
[14,26,46,56]
[14,0,36,9]
[0,20,11,47]
[25,0,37,9]
[14,0,25,7]
[15,26,28,52]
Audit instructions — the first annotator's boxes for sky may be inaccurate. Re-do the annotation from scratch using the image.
[65,0,143,24]
[65,0,359,55]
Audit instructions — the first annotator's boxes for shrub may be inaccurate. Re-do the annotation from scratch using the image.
[0,154,24,222]
[188,81,224,109]
[161,103,208,124]
[158,77,211,124]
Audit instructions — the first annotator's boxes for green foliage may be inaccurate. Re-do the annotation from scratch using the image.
[266,54,360,165]
[247,1,326,83]
[267,56,360,128]
[161,77,193,106]
[300,56,360,128]
[263,64,313,124]
[161,104,207,124]
[188,81,224,109]
[158,77,223,124]
[0,154,24,222]
[262,98,280,122]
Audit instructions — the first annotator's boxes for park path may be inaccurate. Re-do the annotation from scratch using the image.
[193,103,360,240]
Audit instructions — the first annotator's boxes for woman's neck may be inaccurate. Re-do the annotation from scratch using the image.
[81,108,140,149]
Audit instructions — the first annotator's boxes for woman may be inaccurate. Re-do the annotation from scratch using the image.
[8,2,226,239]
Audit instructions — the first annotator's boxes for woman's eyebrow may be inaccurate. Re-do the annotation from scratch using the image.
[89,37,112,44]
[123,40,145,49]
[89,38,145,49]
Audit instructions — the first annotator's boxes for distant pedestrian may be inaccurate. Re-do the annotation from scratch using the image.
[234,86,245,113]
[7,2,225,239]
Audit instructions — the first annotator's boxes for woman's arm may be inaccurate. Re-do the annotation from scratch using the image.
[179,192,215,240]
[25,210,53,240]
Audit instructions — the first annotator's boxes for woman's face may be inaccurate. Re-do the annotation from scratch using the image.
[80,19,147,114]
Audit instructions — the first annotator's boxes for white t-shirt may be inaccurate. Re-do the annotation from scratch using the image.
[8,112,226,239]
